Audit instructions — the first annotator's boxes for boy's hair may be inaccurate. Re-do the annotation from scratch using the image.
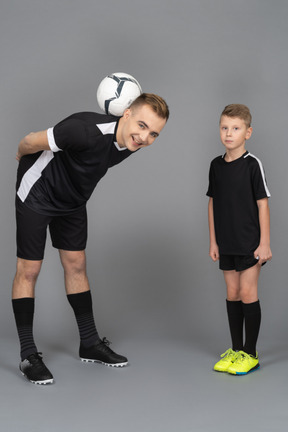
[220,104,252,127]
[129,93,169,121]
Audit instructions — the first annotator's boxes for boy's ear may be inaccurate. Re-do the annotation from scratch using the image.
[246,127,253,140]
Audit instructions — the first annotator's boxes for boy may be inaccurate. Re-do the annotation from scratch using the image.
[207,104,272,375]
[13,93,169,384]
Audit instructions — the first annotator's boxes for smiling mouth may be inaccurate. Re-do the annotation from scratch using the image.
[132,136,142,145]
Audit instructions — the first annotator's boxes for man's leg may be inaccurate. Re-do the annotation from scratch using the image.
[59,249,128,367]
[13,198,55,384]
[59,250,100,346]
[12,258,41,359]
[12,258,54,384]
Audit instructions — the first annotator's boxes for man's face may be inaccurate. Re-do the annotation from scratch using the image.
[220,116,252,152]
[117,104,167,152]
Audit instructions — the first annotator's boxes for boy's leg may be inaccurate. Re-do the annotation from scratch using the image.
[239,263,261,356]
[226,300,244,351]
[214,270,242,372]
[227,264,261,375]
[242,301,261,357]
[223,271,244,351]
[239,262,260,303]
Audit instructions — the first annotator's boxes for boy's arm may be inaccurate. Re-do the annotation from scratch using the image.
[17,130,50,160]
[254,197,272,264]
[208,197,219,261]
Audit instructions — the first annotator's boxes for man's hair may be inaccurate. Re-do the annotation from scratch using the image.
[129,93,169,121]
[220,104,252,127]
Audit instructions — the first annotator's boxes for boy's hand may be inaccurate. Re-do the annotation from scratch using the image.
[209,243,219,262]
[254,245,272,265]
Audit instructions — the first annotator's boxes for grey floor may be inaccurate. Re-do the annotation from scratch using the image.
[1,335,287,432]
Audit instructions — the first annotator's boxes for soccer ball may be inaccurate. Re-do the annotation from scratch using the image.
[97,72,142,117]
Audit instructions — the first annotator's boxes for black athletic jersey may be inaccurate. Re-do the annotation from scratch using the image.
[207,151,271,255]
[16,112,134,216]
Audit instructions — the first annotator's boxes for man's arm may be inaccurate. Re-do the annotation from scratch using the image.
[254,197,272,264]
[208,197,219,261]
[16,130,50,160]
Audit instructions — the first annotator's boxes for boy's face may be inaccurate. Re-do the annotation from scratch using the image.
[220,116,252,152]
[117,104,166,152]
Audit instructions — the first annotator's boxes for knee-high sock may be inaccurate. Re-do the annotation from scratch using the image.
[67,291,100,347]
[242,300,261,357]
[226,300,244,351]
[12,298,38,361]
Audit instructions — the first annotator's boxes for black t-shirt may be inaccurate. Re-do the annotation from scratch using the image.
[16,112,134,215]
[207,151,271,255]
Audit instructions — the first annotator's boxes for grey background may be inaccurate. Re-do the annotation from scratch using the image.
[1,0,288,431]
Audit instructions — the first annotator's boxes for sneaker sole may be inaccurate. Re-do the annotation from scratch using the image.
[229,364,260,376]
[213,368,229,373]
[20,371,54,385]
[80,358,128,368]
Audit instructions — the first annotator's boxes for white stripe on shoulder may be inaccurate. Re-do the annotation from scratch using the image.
[245,152,271,197]
[97,122,117,135]
[47,127,62,152]
[97,122,126,151]
[17,151,54,202]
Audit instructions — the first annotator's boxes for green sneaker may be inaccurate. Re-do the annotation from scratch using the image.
[227,350,260,375]
[213,348,237,372]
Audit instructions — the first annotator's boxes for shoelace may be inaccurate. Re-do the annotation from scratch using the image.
[233,351,249,363]
[101,337,111,346]
[220,348,234,359]
[27,352,44,363]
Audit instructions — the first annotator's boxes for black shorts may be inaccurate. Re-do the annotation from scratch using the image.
[16,197,88,260]
[219,254,262,272]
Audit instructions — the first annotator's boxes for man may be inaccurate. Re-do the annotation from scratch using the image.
[13,93,169,384]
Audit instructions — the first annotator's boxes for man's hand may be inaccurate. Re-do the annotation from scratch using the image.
[16,130,50,161]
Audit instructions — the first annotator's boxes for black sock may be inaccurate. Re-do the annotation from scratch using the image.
[67,291,100,347]
[226,300,244,351]
[242,300,261,357]
[12,298,38,361]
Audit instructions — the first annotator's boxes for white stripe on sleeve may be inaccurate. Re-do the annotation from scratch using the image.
[47,127,62,152]
[245,152,271,197]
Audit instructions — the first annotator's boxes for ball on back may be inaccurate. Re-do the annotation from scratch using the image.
[97,72,142,117]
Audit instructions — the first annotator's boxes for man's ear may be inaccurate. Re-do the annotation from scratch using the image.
[123,108,131,120]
